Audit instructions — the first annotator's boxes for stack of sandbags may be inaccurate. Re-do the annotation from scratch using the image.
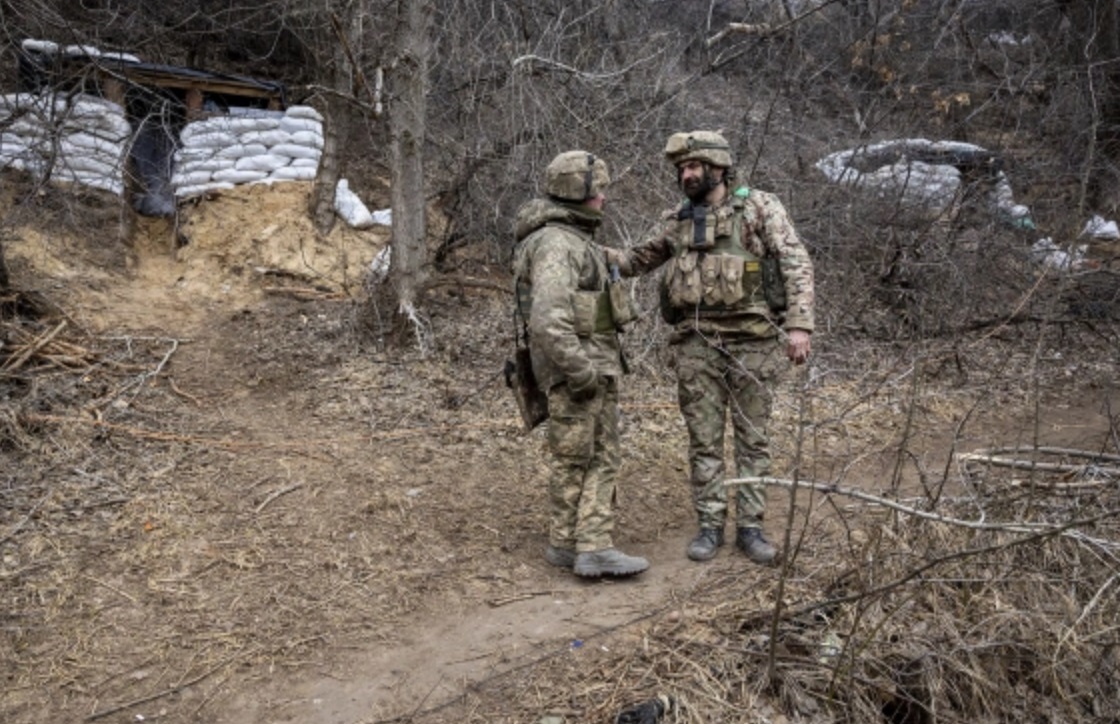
[0,92,130,195]
[815,138,1037,227]
[815,138,962,216]
[171,105,324,198]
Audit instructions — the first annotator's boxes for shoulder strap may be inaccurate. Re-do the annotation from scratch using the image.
[731,186,749,255]
[730,185,773,258]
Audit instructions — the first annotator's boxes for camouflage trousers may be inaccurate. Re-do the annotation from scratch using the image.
[546,376,620,553]
[673,333,786,529]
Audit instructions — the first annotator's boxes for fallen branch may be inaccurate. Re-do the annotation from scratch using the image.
[486,590,554,608]
[724,475,1116,540]
[168,377,204,406]
[0,491,51,545]
[82,574,138,605]
[705,22,772,47]
[958,446,1120,477]
[1,319,67,373]
[262,285,348,301]
[253,482,306,514]
[424,275,512,296]
[86,648,258,721]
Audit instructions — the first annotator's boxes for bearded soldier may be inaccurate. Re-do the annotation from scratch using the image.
[608,131,815,565]
[510,150,649,579]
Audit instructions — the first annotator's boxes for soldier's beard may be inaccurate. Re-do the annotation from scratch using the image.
[682,173,715,203]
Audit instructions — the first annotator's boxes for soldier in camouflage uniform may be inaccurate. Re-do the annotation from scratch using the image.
[608,131,815,565]
[511,150,649,579]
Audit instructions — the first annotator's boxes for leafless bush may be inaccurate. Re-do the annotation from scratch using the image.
[396,392,1120,722]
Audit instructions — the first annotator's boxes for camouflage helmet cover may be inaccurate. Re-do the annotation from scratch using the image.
[664,130,733,168]
[545,150,610,201]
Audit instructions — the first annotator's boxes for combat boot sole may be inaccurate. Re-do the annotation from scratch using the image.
[573,549,649,578]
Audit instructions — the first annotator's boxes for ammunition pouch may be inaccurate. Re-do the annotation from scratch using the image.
[572,290,617,337]
[761,257,787,313]
[659,277,684,324]
[664,251,754,309]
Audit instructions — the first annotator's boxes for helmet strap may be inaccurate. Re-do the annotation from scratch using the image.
[584,153,596,199]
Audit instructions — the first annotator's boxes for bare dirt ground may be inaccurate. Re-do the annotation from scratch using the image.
[2,183,1118,723]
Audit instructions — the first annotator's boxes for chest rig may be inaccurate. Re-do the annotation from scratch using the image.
[514,223,634,343]
[661,187,771,318]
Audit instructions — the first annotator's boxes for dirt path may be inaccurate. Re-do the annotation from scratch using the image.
[213,534,749,724]
[74,251,767,724]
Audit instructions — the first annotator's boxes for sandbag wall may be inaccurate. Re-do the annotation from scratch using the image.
[0,92,130,195]
[171,105,324,199]
[815,138,1034,225]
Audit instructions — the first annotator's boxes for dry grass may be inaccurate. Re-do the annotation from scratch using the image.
[384,453,1120,723]
[2,271,1118,723]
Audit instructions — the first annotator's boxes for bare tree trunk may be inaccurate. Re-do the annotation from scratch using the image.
[310,4,366,234]
[310,99,341,234]
[388,0,432,321]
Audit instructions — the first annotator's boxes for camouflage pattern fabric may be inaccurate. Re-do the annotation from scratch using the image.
[739,189,814,332]
[511,198,625,392]
[675,333,786,528]
[606,183,814,529]
[607,188,815,336]
[546,377,620,552]
[511,195,628,553]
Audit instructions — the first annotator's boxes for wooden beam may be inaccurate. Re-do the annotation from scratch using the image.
[121,72,280,99]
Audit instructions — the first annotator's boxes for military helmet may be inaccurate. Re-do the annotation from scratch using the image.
[664,131,733,168]
[545,150,610,201]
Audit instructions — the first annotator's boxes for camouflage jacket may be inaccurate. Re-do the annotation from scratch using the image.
[511,198,624,392]
[609,186,815,337]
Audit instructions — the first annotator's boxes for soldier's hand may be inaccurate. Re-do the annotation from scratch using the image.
[787,329,811,365]
[568,373,599,402]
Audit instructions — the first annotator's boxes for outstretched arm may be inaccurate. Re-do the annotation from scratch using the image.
[601,225,676,277]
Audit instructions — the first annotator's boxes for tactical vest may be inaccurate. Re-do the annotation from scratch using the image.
[514,223,619,341]
[661,187,771,321]
[514,279,616,337]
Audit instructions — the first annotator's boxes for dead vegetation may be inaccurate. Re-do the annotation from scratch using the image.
[439,492,1120,724]
[3,245,1118,722]
[369,369,1120,723]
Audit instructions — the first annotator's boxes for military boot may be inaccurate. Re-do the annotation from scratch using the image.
[686,528,725,562]
[544,545,576,568]
[573,548,649,578]
[736,527,778,565]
